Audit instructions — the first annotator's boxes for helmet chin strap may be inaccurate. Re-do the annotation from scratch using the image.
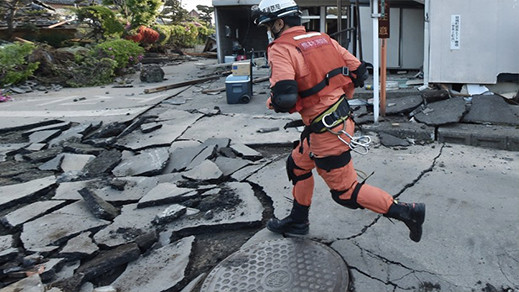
[272,23,285,39]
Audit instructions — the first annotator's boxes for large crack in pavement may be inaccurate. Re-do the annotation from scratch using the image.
[335,143,446,242]
[329,144,446,291]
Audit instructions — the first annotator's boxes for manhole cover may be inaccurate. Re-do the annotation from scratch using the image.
[200,238,349,292]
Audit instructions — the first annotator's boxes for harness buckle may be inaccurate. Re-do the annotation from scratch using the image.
[341,67,349,76]
[321,112,336,129]
[325,73,330,85]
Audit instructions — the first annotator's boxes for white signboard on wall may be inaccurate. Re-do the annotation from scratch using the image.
[450,14,461,50]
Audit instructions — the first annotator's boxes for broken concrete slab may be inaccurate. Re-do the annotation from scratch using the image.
[115,110,203,150]
[463,94,519,126]
[21,200,110,250]
[111,236,194,292]
[62,142,105,155]
[164,182,263,234]
[82,149,122,177]
[78,188,119,220]
[59,232,99,259]
[385,95,423,115]
[180,114,299,146]
[214,156,250,176]
[93,203,170,247]
[414,97,467,126]
[378,132,411,147]
[94,176,161,202]
[186,145,217,170]
[75,243,141,284]
[25,143,46,151]
[53,260,80,283]
[112,147,169,177]
[22,121,71,137]
[53,180,96,200]
[0,247,18,264]
[153,204,188,225]
[22,147,63,163]
[0,274,44,292]
[38,257,66,282]
[0,235,13,250]
[163,144,205,173]
[28,129,63,144]
[140,122,162,133]
[1,200,67,228]
[0,176,56,211]
[230,142,263,160]
[38,154,64,171]
[137,183,193,208]
[201,137,231,150]
[182,160,223,181]
[48,123,92,147]
[61,153,96,173]
[361,121,435,143]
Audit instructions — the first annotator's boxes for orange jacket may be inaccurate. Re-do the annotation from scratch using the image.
[267,26,361,125]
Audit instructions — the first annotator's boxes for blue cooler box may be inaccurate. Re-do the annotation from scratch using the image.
[225,74,252,104]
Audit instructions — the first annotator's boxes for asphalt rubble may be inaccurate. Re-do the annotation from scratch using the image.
[0,56,518,292]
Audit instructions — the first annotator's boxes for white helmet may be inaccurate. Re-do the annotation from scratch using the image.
[252,0,302,26]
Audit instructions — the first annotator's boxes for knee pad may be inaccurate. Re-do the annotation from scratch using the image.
[330,182,364,209]
[286,154,312,185]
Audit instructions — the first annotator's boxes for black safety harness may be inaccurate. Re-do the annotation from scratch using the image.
[298,67,350,98]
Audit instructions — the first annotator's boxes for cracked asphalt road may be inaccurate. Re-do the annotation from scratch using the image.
[248,142,519,291]
[2,59,518,291]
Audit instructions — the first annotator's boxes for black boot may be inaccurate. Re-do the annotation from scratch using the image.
[267,200,309,235]
[385,200,425,242]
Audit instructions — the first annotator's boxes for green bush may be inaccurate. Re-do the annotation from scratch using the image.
[155,22,213,48]
[93,39,145,73]
[76,6,125,40]
[0,42,39,86]
[65,57,117,87]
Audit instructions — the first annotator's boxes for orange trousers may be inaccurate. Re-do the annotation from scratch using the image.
[289,119,394,214]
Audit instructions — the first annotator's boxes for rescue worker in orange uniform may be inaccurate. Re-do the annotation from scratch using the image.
[252,0,426,242]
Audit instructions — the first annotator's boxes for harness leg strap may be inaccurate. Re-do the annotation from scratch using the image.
[286,154,312,185]
[331,182,365,210]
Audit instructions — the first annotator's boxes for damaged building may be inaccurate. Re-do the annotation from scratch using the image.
[213,0,519,86]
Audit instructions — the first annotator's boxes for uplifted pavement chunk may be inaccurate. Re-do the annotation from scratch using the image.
[463,94,519,126]
[78,188,119,220]
[385,95,423,115]
[21,201,110,249]
[214,156,250,176]
[59,232,99,259]
[1,200,67,228]
[137,183,193,208]
[0,176,56,210]
[153,204,187,225]
[93,203,169,247]
[111,236,194,292]
[165,182,263,234]
[182,160,223,181]
[112,147,169,176]
[414,97,466,126]
[116,110,203,150]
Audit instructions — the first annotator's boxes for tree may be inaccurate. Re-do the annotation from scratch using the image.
[102,0,162,28]
[196,5,214,27]
[160,0,189,24]
[0,0,31,39]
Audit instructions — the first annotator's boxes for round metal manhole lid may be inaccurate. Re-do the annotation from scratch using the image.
[200,238,349,292]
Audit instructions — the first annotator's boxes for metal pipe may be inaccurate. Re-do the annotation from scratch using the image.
[372,0,380,124]
[422,0,430,88]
